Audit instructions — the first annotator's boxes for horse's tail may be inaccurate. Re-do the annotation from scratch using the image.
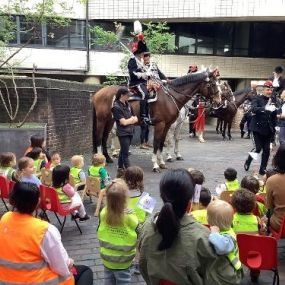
[92,105,97,153]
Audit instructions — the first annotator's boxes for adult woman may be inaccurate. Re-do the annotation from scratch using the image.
[139,169,242,285]
[277,90,285,145]
[0,182,93,285]
[111,87,138,175]
[266,145,285,231]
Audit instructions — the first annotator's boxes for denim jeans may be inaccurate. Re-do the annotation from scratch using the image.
[104,267,131,285]
[118,135,132,169]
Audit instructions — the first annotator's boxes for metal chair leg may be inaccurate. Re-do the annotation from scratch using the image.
[60,216,66,233]
[1,198,9,211]
[74,218,82,234]
[54,212,62,225]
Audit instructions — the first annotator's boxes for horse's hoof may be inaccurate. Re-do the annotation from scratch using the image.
[159,164,167,169]
[106,157,113,163]
[153,168,160,173]
[166,158,173,162]
[176,157,184,161]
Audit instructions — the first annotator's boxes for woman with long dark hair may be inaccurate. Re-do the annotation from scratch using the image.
[139,169,242,285]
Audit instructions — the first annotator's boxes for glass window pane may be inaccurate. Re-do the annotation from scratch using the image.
[69,20,86,48]
[196,23,214,55]
[215,23,233,56]
[173,23,196,54]
[19,16,42,45]
[46,23,69,47]
[233,23,249,56]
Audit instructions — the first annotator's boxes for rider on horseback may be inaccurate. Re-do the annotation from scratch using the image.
[128,35,152,125]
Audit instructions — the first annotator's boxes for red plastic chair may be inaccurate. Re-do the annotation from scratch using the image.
[0,176,11,211]
[159,280,177,285]
[237,234,279,285]
[39,185,82,234]
[270,213,285,240]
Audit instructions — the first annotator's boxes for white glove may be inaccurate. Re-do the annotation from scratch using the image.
[146,70,152,77]
[141,73,148,80]
[265,105,276,112]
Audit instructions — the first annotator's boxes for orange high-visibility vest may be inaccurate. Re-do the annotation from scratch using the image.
[0,211,74,285]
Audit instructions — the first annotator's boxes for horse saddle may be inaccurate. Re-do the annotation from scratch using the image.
[128,86,158,103]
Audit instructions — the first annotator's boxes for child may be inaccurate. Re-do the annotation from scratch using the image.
[188,168,205,210]
[26,147,46,174]
[70,155,86,185]
[216,167,240,195]
[25,134,51,162]
[88,154,110,189]
[49,152,61,170]
[97,179,139,285]
[241,175,266,217]
[0,152,18,181]
[124,166,146,275]
[231,189,260,234]
[207,200,243,280]
[52,165,90,222]
[192,187,212,224]
[18,157,41,187]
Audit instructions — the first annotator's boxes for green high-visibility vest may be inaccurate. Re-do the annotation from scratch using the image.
[127,195,146,224]
[225,179,240,191]
[34,159,43,174]
[55,187,71,204]
[0,167,15,180]
[70,167,81,185]
[192,209,208,224]
[232,213,259,233]
[97,207,138,270]
[220,228,242,271]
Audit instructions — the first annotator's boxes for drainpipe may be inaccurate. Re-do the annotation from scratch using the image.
[85,0,90,73]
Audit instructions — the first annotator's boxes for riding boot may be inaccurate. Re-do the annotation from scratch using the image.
[140,100,153,125]
[244,155,253,171]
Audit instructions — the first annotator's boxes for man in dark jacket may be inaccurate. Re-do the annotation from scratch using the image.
[272,65,285,97]
[244,80,277,175]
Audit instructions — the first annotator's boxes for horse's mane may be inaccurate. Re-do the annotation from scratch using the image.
[234,87,252,96]
[171,71,208,87]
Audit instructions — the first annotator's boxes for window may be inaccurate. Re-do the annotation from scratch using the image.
[233,23,249,56]
[215,23,233,56]
[196,23,214,55]
[46,22,69,47]
[69,20,86,48]
[19,16,42,45]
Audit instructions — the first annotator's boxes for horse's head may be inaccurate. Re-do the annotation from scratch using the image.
[198,68,222,104]
[220,81,234,102]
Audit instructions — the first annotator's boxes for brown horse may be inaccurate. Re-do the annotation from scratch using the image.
[215,87,257,140]
[92,69,221,171]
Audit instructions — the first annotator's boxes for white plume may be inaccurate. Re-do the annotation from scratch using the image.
[134,20,142,34]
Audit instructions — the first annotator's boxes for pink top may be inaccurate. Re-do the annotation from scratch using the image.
[62,183,75,198]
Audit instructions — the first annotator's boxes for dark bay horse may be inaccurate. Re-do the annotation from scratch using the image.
[92,69,221,171]
[215,87,257,140]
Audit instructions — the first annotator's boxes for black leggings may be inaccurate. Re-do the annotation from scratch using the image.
[74,265,93,285]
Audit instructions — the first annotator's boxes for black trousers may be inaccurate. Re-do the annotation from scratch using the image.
[137,83,149,117]
[252,131,271,173]
[240,113,252,135]
[140,124,149,144]
[74,265,93,285]
[118,135,132,169]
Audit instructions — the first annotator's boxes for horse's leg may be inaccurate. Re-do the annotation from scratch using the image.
[220,119,223,134]
[102,119,114,163]
[152,122,166,172]
[158,125,172,169]
[228,120,233,140]
[216,118,221,134]
[222,121,227,140]
[165,130,173,162]
[174,122,184,160]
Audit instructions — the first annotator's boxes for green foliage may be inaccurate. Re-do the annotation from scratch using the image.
[89,26,118,48]
[143,21,176,54]
[102,75,127,86]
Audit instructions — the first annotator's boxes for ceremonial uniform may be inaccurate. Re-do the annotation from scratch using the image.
[244,81,277,175]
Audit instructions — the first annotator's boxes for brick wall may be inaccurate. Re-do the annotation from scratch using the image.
[0,77,101,158]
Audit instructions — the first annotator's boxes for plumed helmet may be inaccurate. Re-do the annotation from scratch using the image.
[263,80,273,88]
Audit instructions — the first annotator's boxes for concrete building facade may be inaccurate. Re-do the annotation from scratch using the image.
[2,0,285,88]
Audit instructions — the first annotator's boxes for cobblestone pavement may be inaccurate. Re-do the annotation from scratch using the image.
[1,127,285,284]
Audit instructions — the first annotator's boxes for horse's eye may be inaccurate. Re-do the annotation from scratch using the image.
[206,83,211,88]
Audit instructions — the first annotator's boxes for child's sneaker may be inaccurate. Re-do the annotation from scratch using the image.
[71,212,80,220]
[131,263,140,275]
[79,214,90,222]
